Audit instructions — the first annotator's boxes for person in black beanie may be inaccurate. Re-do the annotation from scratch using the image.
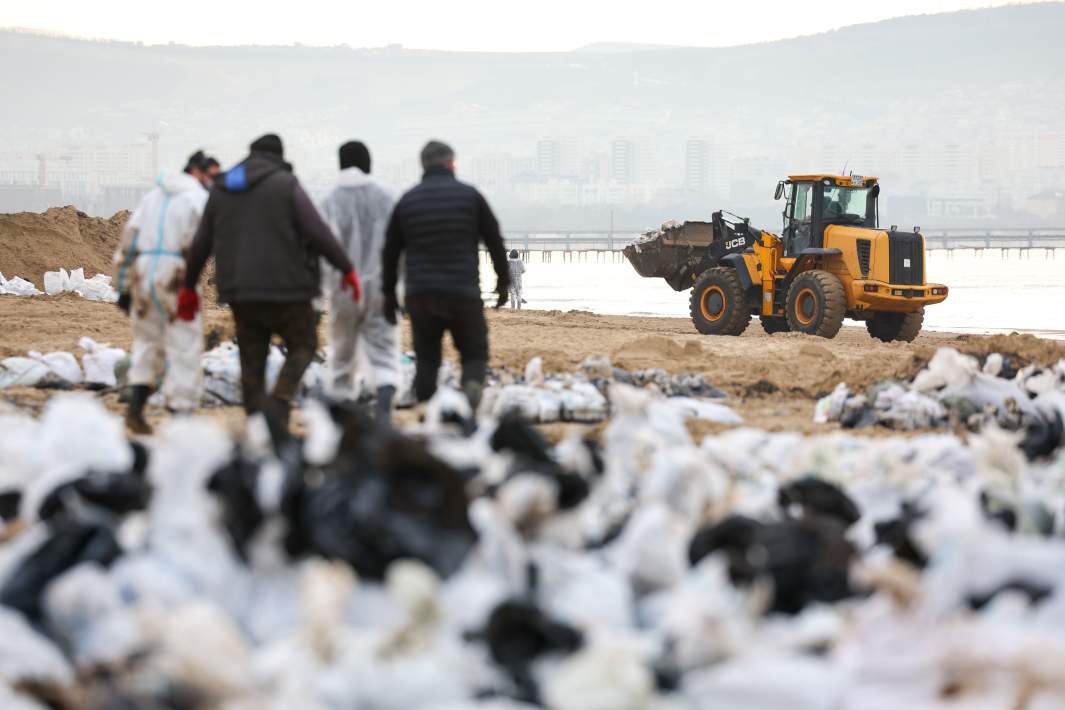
[182,133,361,442]
[382,140,510,410]
[183,150,211,188]
[318,140,400,421]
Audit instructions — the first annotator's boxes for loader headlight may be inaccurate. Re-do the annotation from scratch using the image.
[930,287,947,295]
[863,284,878,293]
[891,289,902,296]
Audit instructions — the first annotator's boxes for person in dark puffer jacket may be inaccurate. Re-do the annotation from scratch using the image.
[182,134,360,438]
[382,140,509,409]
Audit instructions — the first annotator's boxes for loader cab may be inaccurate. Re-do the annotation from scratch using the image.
[778,175,879,255]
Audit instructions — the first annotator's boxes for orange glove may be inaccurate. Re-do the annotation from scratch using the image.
[341,269,362,303]
[176,287,199,321]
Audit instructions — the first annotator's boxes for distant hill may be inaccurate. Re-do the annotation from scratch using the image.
[574,42,690,53]
[1,2,1061,163]
[1,1,1063,230]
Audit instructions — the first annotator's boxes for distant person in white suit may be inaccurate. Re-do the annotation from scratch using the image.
[508,249,525,309]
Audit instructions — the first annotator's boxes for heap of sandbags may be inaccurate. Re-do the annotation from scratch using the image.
[0,338,125,391]
[2,341,741,428]
[816,347,1065,456]
[43,268,118,303]
[0,267,118,302]
[482,355,738,425]
[0,271,42,297]
[0,381,1063,708]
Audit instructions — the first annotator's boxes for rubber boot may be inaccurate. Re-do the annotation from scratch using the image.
[261,395,292,453]
[375,385,396,424]
[463,380,484,415]
[125,384,153,435]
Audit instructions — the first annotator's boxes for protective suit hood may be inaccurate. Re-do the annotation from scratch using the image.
[215,152,291,193]
[337,167,378,188]
[158,171,204,196]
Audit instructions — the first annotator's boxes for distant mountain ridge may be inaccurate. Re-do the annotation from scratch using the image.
[0,3,1062,179]
[573,42,692,54]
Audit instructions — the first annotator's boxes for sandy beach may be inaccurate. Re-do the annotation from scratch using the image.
[3,205,1065,434]
[4,292,1064,435]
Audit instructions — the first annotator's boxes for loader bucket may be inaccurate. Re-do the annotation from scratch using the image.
[623,221,716,291]
[623,236,676,279]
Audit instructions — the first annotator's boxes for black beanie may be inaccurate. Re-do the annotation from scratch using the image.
[250,133,284,158]
[339,141,371,173]
[184,150,207,174]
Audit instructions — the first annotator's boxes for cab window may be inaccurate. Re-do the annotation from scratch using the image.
[822,185,870,222]
[792,183,813,222]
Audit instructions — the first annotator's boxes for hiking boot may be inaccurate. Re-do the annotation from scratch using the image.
[261,395,292,453]
[125,412,153,435]
[126,384,153,435]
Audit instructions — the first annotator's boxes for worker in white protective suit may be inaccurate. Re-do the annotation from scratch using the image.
[508,249,525,309]
[114,151,211,434]
[318,141,400,420]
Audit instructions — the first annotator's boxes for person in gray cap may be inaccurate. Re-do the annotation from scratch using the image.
[381,140,509,409]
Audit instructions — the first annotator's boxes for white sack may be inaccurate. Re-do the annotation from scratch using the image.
[79,337,126,388]
[0,357,49,389]
[27,351,83,385]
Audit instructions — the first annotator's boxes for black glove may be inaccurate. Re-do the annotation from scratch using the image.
[495,281,510,309]
[383,294,399,325]
[117,292,131,315]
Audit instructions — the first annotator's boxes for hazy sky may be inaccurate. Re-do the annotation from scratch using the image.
[0,0,1034,51]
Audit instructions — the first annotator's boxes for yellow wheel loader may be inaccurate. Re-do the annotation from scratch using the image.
[624,175,948,341]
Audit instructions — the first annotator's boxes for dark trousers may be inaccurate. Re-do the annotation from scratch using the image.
[231,301,318,414]
[406,295,487,402]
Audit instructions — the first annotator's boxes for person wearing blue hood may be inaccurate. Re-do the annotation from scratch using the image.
[182,134,360,435]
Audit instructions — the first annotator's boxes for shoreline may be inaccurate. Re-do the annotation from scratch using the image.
[486,304,1065,341]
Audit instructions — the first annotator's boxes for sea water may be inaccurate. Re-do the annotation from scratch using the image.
[481,248,1065,338]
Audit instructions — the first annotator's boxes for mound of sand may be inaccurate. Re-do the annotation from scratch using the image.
[0,206,129,287]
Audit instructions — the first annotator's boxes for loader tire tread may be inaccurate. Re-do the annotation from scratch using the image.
[867,308,924,343]
[786,270,846,339]
[690,267,751,337]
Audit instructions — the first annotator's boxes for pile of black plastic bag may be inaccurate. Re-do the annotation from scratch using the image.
[0,363,1063,708]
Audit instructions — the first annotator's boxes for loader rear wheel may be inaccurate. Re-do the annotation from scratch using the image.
[690,267,751,336]
[786,270,846,338]
[759,316,790,335]
[866,309,924,342]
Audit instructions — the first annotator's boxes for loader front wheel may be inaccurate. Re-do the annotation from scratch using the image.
[866,308,924,342]
[786,270,846,338]
[690,267,751,336]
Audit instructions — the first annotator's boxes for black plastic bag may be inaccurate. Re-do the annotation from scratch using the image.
[1019,410,1064,461]
[206,452,263,562]
[280,407,478,579]
[468,597,583,704]
[0,521,121,620]
[37,441,152,522]
[778,476,861,528]
[689,513,856,615]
